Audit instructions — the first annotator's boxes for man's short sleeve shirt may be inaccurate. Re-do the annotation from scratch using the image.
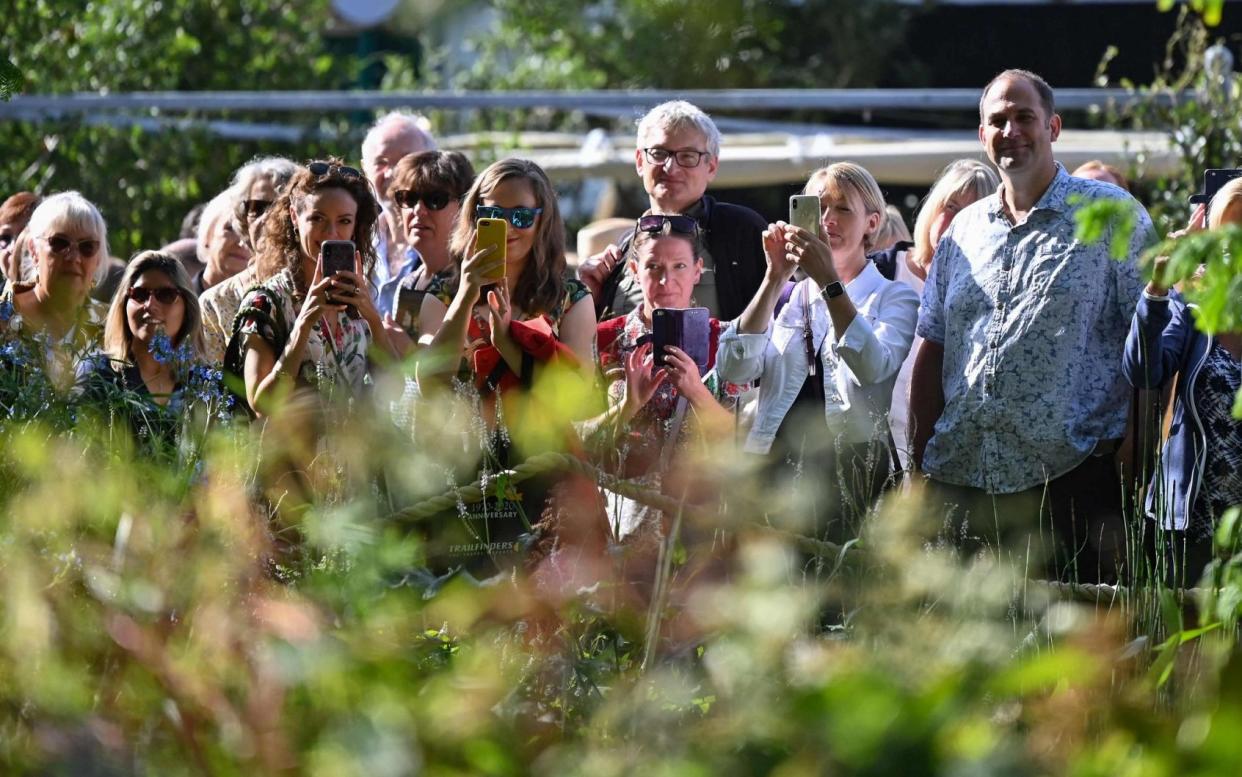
[916,163,1153,493]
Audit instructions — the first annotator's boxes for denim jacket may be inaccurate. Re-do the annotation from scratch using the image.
[1122,293,1211,531]
[716,262,919,455]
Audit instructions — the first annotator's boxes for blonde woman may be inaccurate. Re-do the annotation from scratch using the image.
[717,162,919,540]
[891,160,999,468]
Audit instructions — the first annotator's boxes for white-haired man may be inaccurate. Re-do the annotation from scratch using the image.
[579,100,768,322]
[361,112,437,315]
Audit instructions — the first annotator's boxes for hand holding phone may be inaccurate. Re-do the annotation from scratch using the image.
[652,307,711,375]
[789,194,821,237]
[474,218,507,285]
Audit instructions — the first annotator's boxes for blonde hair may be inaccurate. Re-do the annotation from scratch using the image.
[911,159,999,270]
[873,205,912,251]
[803,162,885,251]
[103,251,204,364]
[1207,177,1242,230]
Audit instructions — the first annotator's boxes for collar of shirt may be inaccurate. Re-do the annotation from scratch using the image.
[988,162,1071,223]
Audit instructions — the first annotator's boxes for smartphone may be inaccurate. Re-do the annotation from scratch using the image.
[320,239,356,276]
[474,218,507,285]
[789,194,821,236]
[394,281,427,336]
[652,307,711,374]
[1190,168,1242,220]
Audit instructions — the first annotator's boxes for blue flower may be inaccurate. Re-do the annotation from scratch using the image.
[0,300,13,324]
[149,332,176,365]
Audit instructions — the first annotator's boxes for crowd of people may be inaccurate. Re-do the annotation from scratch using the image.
[2,68,1238,588]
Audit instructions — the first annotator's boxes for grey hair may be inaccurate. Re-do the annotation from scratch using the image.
[24,191,110,285]
[229,156,299,200]
[361,112,437,161]
[196,188,241,265]
[636,100,722,158]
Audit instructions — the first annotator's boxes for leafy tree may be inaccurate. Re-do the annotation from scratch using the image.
[1,0,358,256]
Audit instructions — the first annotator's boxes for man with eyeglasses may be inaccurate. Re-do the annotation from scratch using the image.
[579,100,768,322]
[360,112,437,314]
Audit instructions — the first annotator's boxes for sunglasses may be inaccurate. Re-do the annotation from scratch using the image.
[244,199,273,219]
[636,214,698,236]
[308,161,363,180]
[40,234,101,259]
[642,147,711,169]
[394,189,453,211]
[476,205,543,230]
[128,286,182,305]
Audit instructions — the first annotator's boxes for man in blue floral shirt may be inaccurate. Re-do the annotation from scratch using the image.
[909,69,1155,582]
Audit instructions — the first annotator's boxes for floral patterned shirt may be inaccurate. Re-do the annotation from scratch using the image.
[199,265,258,365]
[917,164,1153,493]
[235,268,372,397]
[0,281,107,392]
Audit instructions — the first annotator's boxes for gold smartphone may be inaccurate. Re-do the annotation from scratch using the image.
[789,194,821,235]
[474,217,508,284]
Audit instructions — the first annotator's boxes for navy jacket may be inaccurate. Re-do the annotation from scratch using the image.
[1122,294,1212,531]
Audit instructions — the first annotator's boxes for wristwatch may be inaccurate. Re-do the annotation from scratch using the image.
[821,281,846,299]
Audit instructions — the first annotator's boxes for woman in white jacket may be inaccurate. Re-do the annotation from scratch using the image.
[716,162,918,540]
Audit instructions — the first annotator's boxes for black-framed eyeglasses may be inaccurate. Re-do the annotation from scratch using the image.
[642,147,711,168]
[40,234,101,259]
[636,214,698,236]
[128,286,181,305]
[476,204,543,230]
[394,189,453,211]
[308,161,363,180]
[244,199,273,219]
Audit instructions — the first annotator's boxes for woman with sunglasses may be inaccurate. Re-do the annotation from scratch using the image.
[75,251,220,444]
[378,150,475,345]
[199,157,300,365]
[0,191,110,391]
[417,158,600,575]
[227,159,396,416]
[716,162,919,545]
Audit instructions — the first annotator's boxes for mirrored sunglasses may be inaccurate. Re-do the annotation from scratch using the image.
[128,286,181,305]
[476,204,543,230]
[41,235,101,258]
[394,189,452,211]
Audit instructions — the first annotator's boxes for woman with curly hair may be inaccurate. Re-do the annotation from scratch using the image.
[227,159,396,416]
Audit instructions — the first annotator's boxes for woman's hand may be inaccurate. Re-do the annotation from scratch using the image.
[784,225,839,288]
[621,341,666,418]
[1149,203,1208,296]
[579,243,623,300]
[292,259,335,337]
[484,283,512,350]
[382,313,416,358]
[762,222,798,282]
[458,244,503,299]
[325,251,379,321]
[662,345,711,404]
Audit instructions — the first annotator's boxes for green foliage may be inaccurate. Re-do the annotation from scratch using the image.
[1094,6,1241,232]
[0,0,359,257]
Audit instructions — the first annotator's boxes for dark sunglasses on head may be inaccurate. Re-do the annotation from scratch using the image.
[636,214,698,236]
[308,161,363,180]
[394,189,453,211]
[41,234,101,259]
[476,204,543,230]
[128,286,181,305]
[244,199,273,219]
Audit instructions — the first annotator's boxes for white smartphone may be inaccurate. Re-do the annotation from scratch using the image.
[789,194,821,235]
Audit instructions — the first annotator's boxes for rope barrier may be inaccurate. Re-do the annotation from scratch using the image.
[387,450,1201,602]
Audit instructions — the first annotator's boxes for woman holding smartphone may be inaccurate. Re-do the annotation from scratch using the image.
[1124,181,1242,587]
[416,158,598,575]
[588,221,746,544]
[419,158,595,389]
[716,162,919,544]
[228,159,395,416]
